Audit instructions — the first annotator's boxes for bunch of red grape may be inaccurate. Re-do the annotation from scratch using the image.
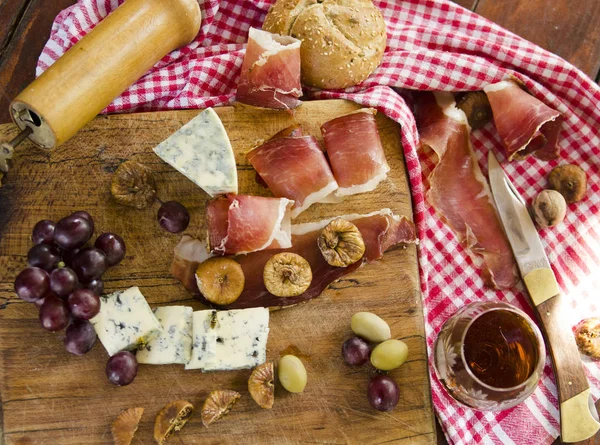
[14,211,126,356]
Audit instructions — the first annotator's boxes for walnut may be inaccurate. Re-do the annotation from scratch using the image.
[574,318,600,360]
[531,190,566,228]
[248,362,275,409]
[195,257,245,306]
[456,91,492,130]
[548,164,587,204]
[201,390,241,427]
[111,160,156,209]
[111,407,143,445]
[263,253,312,297]
[317,218,365,267]
[153,400,193,444]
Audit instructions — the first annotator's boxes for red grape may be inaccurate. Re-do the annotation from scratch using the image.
[367,375,399,411]
[68,289,100,320]
[62,248,80,268]
[54,214,93,250]
[71,211,94,233]
[342,337,371,366]
[72,247,108,282]
[14,267,50,302]
[85,279,104,296]
[39,296,70,331]
[64,320,97,355]
[95,232,126,266]
[32,220,55,245]
[106,351,138,386]
[157,201,190,233]
[50,267,79,297]
[27,244,60,271]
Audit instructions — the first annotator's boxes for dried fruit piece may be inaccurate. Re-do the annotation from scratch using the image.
[532,189,566,228]
[317,218,366,267]
[153,400,194,444]
[548,164,587,204]
[263,252,312,297]
[111,407,144,445]
[201,390,241,427]
[574,318,600,360]
[456,91,492,130]
[278,355,307,393]
[195,257,245,305]
[111,160,156,209]
[248,362,275,409]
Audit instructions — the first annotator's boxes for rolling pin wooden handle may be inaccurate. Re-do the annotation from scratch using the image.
[9,0,201,149]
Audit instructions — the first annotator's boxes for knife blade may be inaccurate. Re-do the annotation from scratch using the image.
[488,150,599,442]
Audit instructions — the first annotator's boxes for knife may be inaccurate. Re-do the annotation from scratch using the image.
[488,150,599,442]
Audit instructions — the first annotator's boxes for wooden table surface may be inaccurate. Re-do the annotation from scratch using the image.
[1,1,599,445]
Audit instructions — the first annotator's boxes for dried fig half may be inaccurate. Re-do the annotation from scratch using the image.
[153,400,194,444]
[111,160,156,209]
[548,164,587,204]
[317,218,365,267]
[201,390,241,427]
[456,91,492,130]
[195,257,245,305]
[111,407,144,445]
[264,253,312,297]
[248,362,275,409]
[574,318,600,360]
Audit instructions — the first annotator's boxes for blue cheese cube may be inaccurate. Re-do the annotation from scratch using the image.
[186,307,269,371]
[153,108,238,197]
[90,286,163,356]
[136,306,193,365]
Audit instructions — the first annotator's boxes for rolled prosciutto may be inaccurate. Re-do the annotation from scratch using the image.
[236,27,302,110]
[247,134,338,218]
[171,209,417,309]
[415,92,519,289]
[321,109,390,197]
[484,79,561,161]
[207,194,293,255]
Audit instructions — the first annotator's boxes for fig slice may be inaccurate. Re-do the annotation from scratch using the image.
[248,361,275,409]
[263,252,312,297]
[153,400,194,445]
[195,257,245,305]
[201,390,241,427]
[111,407,144,445]
[317,218,365,267]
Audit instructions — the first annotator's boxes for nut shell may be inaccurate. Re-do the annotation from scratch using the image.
[317,218,365,267]
[574,318,600,360]
[201,390,241,427]
[111,160,156,209]
[548,164,587,204]
[531,189,567,228]
[456,91,492,130]
[263,252,312,297]
[195,257,245,305]
[111,407,144,445]
[153,400,194,445]
[248,362,275,409]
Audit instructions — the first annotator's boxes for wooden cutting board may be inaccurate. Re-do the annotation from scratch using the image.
[0,100,435,444]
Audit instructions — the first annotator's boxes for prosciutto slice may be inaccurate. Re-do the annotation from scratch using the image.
[415,92,519,289]
[236,27,302,110]
[247,135,338,218]
[321,109,390,197]
[484,79,561,161]
[207,194,293,255]
[171,209,417,309]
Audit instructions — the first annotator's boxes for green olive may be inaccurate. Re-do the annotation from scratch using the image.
[351,312,391,342]
[370,339,408,371]
[278,355,307,393]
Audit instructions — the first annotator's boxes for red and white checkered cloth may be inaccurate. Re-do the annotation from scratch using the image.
[39,0,600,443]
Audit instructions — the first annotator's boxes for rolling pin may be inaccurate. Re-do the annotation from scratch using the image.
[0,0,201,171]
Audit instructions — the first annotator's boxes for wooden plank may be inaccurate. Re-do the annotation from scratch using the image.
[0,100,435,444]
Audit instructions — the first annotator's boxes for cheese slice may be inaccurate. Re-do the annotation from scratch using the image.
[153,108,238,196]
[136,306,193,365]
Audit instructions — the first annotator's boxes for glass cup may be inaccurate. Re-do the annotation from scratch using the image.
[433,301,546,411]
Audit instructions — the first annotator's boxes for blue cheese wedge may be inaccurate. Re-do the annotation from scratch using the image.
[185,307,269,371]
[153,108,238,197]
[136,306,193,365]
[90,286,163,357]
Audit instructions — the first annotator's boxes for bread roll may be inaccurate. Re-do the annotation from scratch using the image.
[263,0,386,90]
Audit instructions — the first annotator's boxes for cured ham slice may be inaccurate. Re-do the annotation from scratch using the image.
[415,92,519,289]
[171,209,417,309]
[207,194,293,255]
[247,135,338,218]
[236,27,302,110]
[321,109,390,197]
[484,80,561,161]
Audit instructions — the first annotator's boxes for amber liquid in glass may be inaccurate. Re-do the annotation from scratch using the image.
[463,310,539,388]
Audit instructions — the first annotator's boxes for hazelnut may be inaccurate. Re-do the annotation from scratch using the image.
[263,253,312,297]
[248,362,275,409]
[111,407,144,445]
[317,218,366,267]
[195,257,245,306]
[111,160,156,209]
[531,189,566,228]
[201,390,241,427]
[574,318,600,360]
[456,91,492,130]
[153,400,193,444]
[548,164,587,204]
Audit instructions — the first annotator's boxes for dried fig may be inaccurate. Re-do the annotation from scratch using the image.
[248,362,275,409]
[317,218,365,267]
[531,189,566,228]
[153,400,194,444]
[201,390,241,427]
[111,407,144,445]
[195,257,245,305]
[456,91,492,130]
[263,253,312,297]
[548,164,587,204]
[574,318,600,360]
[111,160,156,209]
